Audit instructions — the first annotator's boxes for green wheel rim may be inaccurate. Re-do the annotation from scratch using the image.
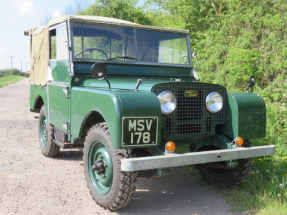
[40,114,48,148]
[88,140,113,195]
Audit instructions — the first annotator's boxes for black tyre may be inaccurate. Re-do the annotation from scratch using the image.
[39,105,60,157]
[84,123,137,210]
[198,140,252,187]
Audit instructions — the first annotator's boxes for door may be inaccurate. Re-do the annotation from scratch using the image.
[48,83,69,132]
[47,22,70,133]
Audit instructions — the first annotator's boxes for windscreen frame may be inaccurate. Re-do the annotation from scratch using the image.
[70,21,193,68]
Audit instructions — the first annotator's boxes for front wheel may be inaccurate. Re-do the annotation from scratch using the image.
[197,140,252,187]
[83,123,137,210]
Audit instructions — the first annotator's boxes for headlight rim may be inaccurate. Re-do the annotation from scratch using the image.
[157,90,177,115]
[205,91,223,114]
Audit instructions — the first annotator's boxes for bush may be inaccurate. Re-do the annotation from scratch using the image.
[0,69,28,78]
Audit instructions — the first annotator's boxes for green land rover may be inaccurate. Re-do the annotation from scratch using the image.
[26,15,275,210]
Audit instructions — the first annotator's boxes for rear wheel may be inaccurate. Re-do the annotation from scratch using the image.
[84,123,137,210]
[39,105,60,157]
[198,140,252,187]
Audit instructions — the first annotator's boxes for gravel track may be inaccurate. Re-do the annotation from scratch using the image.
[0,79,240,215]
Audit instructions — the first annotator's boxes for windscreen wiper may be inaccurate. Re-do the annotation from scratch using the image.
[116,56,137,60]
[105,57,117,61]
[105,56,137,61]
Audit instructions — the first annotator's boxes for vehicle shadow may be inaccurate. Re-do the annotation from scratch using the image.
[116,167,234,215]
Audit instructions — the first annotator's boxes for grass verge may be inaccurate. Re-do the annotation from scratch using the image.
[217,155,287,214]
[0,76,27,88]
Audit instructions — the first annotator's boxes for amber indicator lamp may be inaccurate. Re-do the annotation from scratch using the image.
[236,137,244,146]
[166,141,176,151]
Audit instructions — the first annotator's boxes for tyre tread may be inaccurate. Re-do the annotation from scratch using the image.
[44,124,60,157]
[39,105,60,157]
[198,140,252,187]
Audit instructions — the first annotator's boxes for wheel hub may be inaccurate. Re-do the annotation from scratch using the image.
[88,141,113,194]
[42,122,47,138]
[40,115,48,147]
[92,157,106,175]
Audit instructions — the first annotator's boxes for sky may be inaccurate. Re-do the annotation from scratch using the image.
[0,0,77,71]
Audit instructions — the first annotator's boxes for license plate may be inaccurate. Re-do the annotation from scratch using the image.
[122,117,158,146]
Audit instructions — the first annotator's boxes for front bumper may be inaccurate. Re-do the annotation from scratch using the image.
[121,145,275,171]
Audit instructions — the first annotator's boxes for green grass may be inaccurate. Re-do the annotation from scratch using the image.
[218,156,287,214]
[0,76,27,88]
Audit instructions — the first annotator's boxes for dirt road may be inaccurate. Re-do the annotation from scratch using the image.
[0,79,240,215]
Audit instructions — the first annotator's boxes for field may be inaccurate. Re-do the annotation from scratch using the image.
[0,75,27,88]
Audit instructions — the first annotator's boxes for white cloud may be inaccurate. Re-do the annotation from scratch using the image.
[0,49,6,55]
[5,14,13,22]
[13,0,34,15]
[0,49,16,57]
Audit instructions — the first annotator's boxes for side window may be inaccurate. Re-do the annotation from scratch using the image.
[49,25,69,60]
[50,30,56,59]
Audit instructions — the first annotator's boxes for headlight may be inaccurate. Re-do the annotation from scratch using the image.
[206,91,223,113]
[158,91,177,115]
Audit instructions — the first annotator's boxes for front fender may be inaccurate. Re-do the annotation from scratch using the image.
[71,87,161,149]
[117,90,162,148]
[217,92,266,140]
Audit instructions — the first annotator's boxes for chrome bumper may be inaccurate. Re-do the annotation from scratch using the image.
[121,145,275,171]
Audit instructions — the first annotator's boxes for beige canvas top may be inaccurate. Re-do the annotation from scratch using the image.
[28,15,189,85]
[29,26,49,86]
[47,15,189,34]
[31,15,189,36]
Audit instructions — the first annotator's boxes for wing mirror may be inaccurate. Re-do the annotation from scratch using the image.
[91,63,107,78]
[192,51,197,58]
[246,75,255,92]
[91,63,111,90]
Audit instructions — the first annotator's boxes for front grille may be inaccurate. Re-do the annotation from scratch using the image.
[177,124,202,134]
[177,89,202,120]
[151,82,226,139]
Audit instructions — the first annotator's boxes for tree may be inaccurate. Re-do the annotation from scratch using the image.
[78,0,153,25]
[64,0,93,15]
[41,0,92,25]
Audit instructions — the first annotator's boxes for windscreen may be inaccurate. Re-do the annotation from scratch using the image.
[72,23,190,65]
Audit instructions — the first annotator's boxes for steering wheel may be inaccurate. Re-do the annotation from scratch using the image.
[75,48,108,59]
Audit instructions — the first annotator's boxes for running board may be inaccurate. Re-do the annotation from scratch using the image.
[52,139,84,149]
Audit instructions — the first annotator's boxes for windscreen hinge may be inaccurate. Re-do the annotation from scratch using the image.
[133,79,142,91]
[62,86,70,98]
